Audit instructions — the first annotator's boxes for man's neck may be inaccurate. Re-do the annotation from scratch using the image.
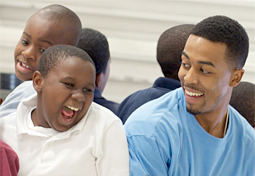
[195,108,229,138]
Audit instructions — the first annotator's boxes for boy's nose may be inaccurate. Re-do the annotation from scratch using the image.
[71,90,85,102]
[21,45,36,61]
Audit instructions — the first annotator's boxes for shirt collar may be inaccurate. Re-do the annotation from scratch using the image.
[16,93,91,139]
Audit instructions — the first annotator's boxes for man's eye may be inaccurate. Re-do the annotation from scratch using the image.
[201,69,210,74]
[182,62,190,68]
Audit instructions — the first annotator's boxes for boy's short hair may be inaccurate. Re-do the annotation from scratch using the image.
[190,15,249,69]
[230,81,255,127]
[77,28,110,75]
[38,45,95,77]
[157,24,194,80]
[38,4,82,45]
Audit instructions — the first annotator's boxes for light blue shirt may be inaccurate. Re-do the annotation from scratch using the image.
[125,87,255,176]
[0,81,36,118]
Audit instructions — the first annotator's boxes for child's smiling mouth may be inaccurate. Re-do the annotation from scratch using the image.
[61,106,80,124]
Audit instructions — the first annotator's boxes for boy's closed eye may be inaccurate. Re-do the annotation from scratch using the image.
[63,82,75,88]
[83,88,93,92]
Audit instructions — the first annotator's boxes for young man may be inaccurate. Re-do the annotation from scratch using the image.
[117,24,194,123]
[0,4,82,118]
[77,28,119,115]
[124,15,255,175]
[0,45,129,176]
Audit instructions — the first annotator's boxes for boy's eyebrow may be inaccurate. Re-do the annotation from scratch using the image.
[23,32,53,46]
[23,32,31,38]
[182,51,215,67]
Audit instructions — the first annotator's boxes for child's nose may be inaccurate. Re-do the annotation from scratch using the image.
[71,90,85,102]
[21,45,36,61]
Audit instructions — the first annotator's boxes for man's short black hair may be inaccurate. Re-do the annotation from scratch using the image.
[190,15,249,69]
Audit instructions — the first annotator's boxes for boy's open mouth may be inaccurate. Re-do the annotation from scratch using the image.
[61,106,80,122]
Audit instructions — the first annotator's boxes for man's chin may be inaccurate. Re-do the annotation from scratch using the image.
[186,107,201,115]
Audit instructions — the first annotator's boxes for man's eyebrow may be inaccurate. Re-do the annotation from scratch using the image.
[23,32,53,46]
[182,51,215,67]
[198,61,215,67]
[182,51,189,60]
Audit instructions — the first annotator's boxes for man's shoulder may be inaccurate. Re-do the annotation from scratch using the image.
[229,106,255,143]
[124,88,184,135]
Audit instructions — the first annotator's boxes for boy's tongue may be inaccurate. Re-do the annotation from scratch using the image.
[61,106,74,117]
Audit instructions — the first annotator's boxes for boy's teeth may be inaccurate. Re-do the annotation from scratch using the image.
[22,62,30,68]
[66,106,79,111]
[185,90,203,96]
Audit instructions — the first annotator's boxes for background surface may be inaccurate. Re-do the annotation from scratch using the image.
[0,0,254,102]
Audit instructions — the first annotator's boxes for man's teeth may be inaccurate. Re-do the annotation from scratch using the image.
[66,106,79,111]
[21,62,30,69]
[185,90,203,96]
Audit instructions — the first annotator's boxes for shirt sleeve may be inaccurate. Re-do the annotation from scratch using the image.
[127,135,170,176]
[0,140,20,176]
[96,120,129,176]
[0,81,36,118]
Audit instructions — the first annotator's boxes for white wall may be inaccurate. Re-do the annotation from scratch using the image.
[0,0,254,103]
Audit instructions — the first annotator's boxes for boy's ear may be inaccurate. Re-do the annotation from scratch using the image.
[229,68,244,87]
[33,71,44,92]
[95,73,101,88]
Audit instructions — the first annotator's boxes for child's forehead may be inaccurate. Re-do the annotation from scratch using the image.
[57,57,95,72]
[24,13,74,45]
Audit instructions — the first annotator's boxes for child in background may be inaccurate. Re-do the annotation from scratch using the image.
[0,140,20,176]
[0,4,82,118]
[0,45,129,176]
[77,28,120,114]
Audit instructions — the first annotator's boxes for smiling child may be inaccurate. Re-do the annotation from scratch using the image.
[0,45,129,176]
[0,4,82,118]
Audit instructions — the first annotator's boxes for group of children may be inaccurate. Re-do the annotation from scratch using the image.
[0,4,128,176]
[0,4,254,176]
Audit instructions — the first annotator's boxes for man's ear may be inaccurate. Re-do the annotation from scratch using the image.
[229,68,244,87]
[33,71,44,92]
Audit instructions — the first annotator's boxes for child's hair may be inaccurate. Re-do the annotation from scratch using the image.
[77,28,110,75]
[38,45,95,77]
[36,4,82,45]
[230,81,255,127]
[157,24,194,80]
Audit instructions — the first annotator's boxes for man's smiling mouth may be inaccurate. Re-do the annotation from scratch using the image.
[185,89,204,97]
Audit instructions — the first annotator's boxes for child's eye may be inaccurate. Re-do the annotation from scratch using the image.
[40,48,45,53]
[83,88,92,92]
[64,82,74,87]
[21,39,28,45]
